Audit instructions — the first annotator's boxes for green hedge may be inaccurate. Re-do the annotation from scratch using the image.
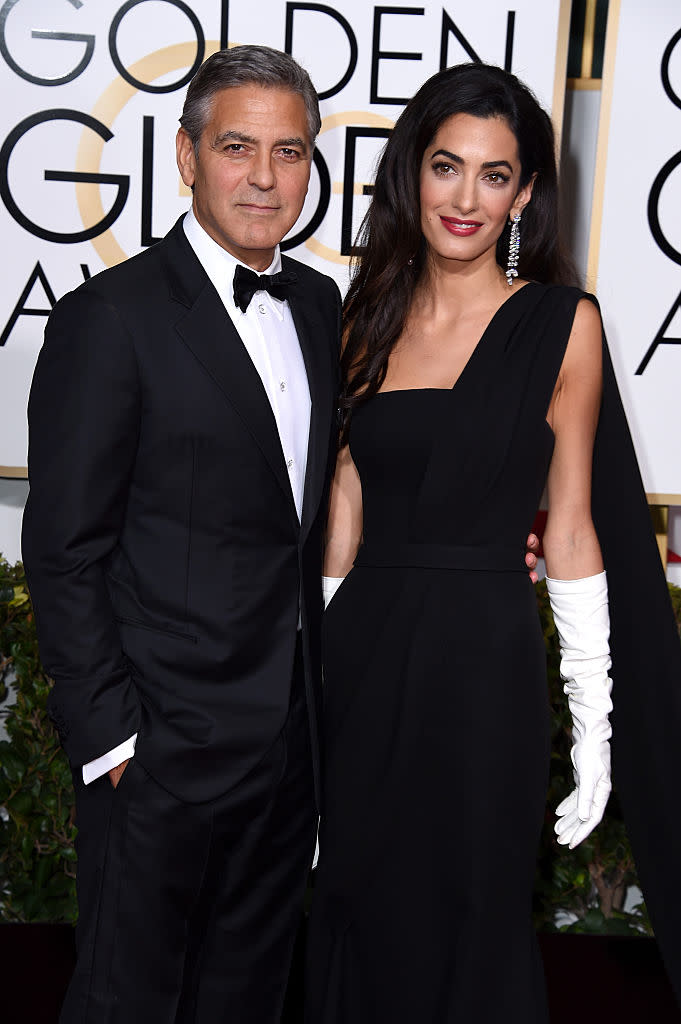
[0,558,77,922]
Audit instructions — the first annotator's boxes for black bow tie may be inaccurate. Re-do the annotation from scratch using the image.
[233,264,297,313]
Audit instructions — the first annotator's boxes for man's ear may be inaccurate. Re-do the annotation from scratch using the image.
[511,171,538,219]
[176,127,197,189]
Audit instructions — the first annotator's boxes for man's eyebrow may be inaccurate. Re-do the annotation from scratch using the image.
[213,130,257,146]
[212,130,309,151]
[430,148,513,172]
[276,136,308,150]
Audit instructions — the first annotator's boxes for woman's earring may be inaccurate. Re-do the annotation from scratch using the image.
[506,212,521,286]
[407,256,414,266]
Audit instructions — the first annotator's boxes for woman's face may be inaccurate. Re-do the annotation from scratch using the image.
[419,112,534,271]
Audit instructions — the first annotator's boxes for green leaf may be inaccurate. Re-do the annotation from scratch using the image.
[0,746,27,783]
[7,789,34,821]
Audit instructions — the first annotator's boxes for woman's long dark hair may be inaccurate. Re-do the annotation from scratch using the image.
[341,62,578,437]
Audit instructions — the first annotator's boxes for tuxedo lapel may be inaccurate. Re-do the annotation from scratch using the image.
[161,220,299,527]
[284,257,335,544]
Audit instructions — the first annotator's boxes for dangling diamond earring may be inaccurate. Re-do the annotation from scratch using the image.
[506,212,521,286]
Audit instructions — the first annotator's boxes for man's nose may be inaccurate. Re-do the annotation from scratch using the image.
[248,151,276,191]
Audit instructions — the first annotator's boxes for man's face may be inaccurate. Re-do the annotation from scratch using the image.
[176,84,313,271]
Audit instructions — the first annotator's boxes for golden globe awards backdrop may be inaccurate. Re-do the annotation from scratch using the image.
[589,0,681,499]
[0,0,570,472]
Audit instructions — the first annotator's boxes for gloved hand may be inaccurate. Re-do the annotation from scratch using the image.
[546,571,613,849]
[322,576,345,609]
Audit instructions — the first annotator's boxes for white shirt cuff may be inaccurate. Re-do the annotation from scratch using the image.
[82,733,138,785]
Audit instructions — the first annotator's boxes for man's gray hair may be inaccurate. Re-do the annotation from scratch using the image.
[179,45,321,151]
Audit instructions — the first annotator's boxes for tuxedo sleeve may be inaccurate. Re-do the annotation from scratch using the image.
[22,287,142,767]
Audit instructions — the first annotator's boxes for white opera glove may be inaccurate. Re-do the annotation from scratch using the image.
[546,571,613,849]
[322,576,345,609]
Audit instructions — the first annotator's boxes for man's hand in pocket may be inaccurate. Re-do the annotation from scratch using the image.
[109,758,131,789]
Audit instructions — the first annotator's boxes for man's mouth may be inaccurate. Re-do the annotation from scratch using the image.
[238,203,280,213]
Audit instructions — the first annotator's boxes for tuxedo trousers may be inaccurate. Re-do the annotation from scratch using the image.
[60,639,316,1024]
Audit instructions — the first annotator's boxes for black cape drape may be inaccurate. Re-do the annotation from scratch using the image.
[590,295,681,1005]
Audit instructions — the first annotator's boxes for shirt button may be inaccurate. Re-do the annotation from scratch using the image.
[280,381,287,391]
[258,303,266,314]
[287,458,294,469]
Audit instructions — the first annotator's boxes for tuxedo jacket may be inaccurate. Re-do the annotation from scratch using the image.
[22,217,341,803]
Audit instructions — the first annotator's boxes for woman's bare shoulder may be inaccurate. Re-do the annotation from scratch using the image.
[563,298,603,370]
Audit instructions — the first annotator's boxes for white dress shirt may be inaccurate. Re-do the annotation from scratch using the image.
[83,207,312,784]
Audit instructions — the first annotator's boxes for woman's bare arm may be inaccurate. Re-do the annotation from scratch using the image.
[324,444,363,578]
[543,299,604,579]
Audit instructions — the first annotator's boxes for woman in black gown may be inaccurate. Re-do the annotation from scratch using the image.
[305,64,681,1021]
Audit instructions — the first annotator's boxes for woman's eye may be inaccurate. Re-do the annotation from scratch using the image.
[485,172,509,184]
[433,162,454,176]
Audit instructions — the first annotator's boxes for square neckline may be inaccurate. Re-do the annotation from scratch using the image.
[374,281,539,397]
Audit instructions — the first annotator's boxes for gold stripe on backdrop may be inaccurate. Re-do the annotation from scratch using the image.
[0,467,28,479]
[586,0,621,291]
[567,77,602,90]
[551,0,575,152]
[567,0,603,92]
[651,505,669,565]
[581,0,599,79]
[647,495,681,506]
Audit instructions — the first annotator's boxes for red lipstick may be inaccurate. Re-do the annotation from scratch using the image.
[440,216,483,236]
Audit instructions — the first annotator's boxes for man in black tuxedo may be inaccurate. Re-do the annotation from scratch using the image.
[22,45,340,1023]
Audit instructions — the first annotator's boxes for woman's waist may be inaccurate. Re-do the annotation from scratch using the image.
[353,540,527,573]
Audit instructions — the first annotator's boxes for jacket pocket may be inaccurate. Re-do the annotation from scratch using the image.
[114,615,198,643]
